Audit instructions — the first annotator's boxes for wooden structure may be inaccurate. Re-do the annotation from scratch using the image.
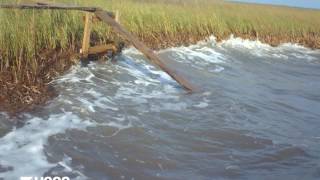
[0,2,197,92]
[80,12,119,58]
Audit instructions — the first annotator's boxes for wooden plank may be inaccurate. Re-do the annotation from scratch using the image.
[81,12,92,58]
[0,3,99,12]
[88,44,117,55]
[95,10,197,92]
[83,15,107,23]
[0,3,114,17]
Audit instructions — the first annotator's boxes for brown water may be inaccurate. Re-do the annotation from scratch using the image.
[1,36,320,180]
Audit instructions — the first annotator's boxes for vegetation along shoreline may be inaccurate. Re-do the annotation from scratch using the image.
[0,0,320,115]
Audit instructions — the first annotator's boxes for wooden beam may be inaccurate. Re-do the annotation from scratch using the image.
[88,44,117,55]
[95,10,197,92]
[81,12,93,58]
[0,3,99,12]
[0,3,114,17]
[83,15,106,23]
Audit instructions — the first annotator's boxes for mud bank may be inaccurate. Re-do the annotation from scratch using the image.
[0,49,77,115]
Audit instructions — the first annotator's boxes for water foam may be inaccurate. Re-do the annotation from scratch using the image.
[160,36,226,65]
[219,35,320,61]
[0,112,93,179]
[118,56,174,85]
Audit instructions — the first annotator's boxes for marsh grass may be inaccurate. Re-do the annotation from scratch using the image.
[1,0,320,75]
[0,0,320,113]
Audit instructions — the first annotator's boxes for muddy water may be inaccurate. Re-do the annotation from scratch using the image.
[1,36,320,180]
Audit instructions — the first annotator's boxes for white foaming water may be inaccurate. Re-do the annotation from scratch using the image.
[52,65,96,84]
[159,36,226,66]
[220,35,271,50]
[0,112,93,180]
[117,45,225,112]
[219,35,320,61]
[118,56,174,86]
[163,46,226,64]
[114,49,182,104]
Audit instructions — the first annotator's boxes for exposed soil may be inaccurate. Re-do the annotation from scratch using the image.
[0,49,77,116]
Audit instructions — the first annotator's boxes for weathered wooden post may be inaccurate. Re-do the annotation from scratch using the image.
[81,12,93,58]
[115,10,120,23]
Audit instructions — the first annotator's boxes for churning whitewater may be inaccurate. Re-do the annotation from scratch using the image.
[0,36,320,180]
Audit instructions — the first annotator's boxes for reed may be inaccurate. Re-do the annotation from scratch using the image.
[0,0,320,113]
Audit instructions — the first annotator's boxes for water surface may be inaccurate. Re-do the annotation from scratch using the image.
[1,36,320,180]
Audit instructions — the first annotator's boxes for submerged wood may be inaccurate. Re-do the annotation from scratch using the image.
[95,10,197,92]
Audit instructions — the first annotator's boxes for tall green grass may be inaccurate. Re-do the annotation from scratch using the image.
[0,0,320,83]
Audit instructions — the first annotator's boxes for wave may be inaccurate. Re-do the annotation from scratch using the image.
[219,35,320,61]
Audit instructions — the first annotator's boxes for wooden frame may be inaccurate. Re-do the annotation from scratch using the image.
[80,12,120,58]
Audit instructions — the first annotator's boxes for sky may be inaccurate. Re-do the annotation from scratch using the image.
[231,0,320,10]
